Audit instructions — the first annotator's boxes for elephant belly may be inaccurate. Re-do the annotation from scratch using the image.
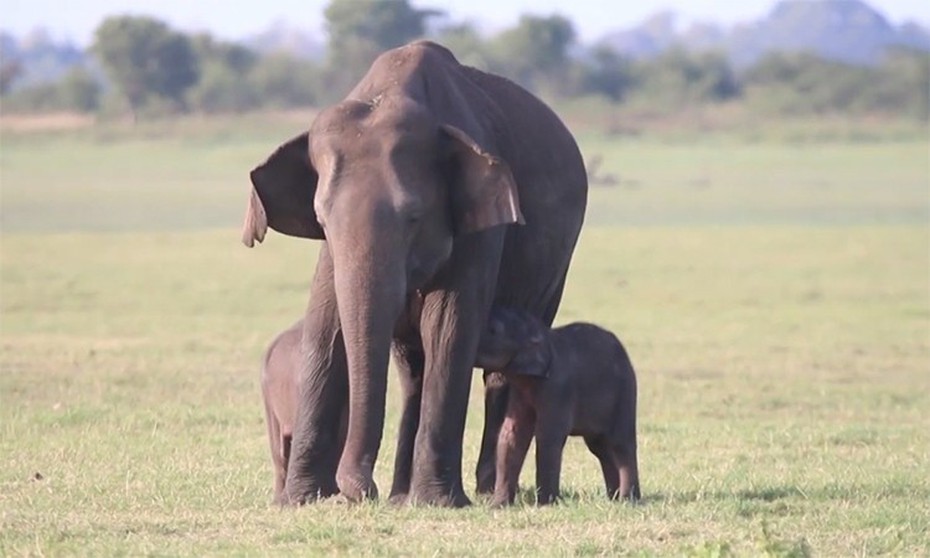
[495,217,583,326]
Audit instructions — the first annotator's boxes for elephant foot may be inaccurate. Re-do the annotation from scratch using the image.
[336,466,378,502]
[282,479,339,506]
[617,486,641,503]
[489,493,512,508]
[388,477,412,505]
[475,467,495,495]
[408,483,472,507]
[387,492,408,506]
[535,493,559,506]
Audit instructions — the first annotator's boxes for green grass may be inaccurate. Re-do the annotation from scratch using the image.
[1,118,929,555]
[2,116,927,233]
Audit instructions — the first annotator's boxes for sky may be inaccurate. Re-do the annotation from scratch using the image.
[4,0,930,46]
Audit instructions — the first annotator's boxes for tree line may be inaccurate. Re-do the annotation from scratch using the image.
[1,0,926,121]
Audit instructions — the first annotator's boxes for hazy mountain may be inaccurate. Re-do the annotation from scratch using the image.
[601,0,930,66]
[3,0,927,93]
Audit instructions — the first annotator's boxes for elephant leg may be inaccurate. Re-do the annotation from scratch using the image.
[283,246,349,504]
[584,435,620,500]
[534,412,570,506]
[277,433,294,503]
[478,267,566,496]
[612,439,641,501]
[539,270,569,326]
[388,342,424,504]
[476,371,508,495]
[491,395,535,507]
[410,231,505,507]
[263,399,286,504]
[612,383,640,501]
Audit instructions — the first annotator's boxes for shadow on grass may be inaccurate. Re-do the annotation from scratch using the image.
[644,479,930,507]
[470,482,886,508]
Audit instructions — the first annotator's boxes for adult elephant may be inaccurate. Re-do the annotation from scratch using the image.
[241,41,587,507]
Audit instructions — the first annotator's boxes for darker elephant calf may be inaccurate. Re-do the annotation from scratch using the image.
[475,307,641,506]
[260,321,346,503]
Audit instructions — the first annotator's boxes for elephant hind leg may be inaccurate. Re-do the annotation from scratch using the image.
[271,432,294,504]
[611,440,640,501]
[281,432,292,477]
[584,436,620,500]
[264,400,286,503]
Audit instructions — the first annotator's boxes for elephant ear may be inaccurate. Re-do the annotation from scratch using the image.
[507,334,553,379]
[504,310,553,378]
[441,124,524,236]
[241,132,324,247]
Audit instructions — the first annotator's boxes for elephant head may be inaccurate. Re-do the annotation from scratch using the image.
[475,306,552,378]
[241,58,526,499]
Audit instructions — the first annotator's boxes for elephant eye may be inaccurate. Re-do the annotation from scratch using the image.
[403,207,423,228]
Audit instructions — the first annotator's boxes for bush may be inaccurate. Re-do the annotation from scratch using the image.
[0,67,99,113]
[742,50,927,119]
[248,54,322,108]
[188,62,259,113]
[631,48,739,109]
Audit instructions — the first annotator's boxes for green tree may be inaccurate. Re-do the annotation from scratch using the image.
[323,0,441,95]
[188,62,259,113]
[743,49,928,120]
[57,67,100,112]
[190,33,256,75]
[0,59,21,95]
[432,22,488,69]
[743,52,869,115]
[869,48,929,120]
[92,16,199,116]
[1,83,58,112]
[487,14,576,94]
[187,34,259,113]
[581,46,636,102]
[1,66,99,113]
[248,53,322,108]
[634,48,738,108]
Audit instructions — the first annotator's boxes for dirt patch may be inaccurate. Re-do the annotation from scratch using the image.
[0,112,95,132]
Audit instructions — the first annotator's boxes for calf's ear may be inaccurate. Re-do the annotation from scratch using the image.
[509,337,552,379]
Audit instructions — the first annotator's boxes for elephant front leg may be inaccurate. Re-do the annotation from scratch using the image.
[284,247,348,504]
[476,371,508,495]
[491,397,535,507]
[410,310,476,506]
[388,342,424,504]
[409,234,504,506]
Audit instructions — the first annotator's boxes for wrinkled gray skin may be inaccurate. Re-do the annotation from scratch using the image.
[475,307,640,507]
[260,321,347,504]
[242,40,587,506]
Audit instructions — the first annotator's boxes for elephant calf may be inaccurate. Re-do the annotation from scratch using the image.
[260,321,346,503]
[475,307,641,506]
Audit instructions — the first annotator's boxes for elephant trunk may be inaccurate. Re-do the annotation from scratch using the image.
[329,225,406,501]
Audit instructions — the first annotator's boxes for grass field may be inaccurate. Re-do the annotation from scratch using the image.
[1,115,928,556]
